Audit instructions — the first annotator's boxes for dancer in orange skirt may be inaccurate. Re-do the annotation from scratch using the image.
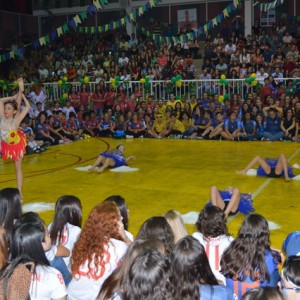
[0,78,31,198]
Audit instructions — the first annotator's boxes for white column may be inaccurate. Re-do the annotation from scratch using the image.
[244,0,253,36]
[125,2,133,36]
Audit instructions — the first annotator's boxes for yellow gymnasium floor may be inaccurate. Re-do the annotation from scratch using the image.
[1,138,299,249]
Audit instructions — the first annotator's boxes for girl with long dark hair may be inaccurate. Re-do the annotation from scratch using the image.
[220,214,280,299]
[49,195,82,270]
[167,236,234,299]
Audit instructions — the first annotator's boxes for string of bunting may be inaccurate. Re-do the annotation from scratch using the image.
[77,0,159,34]
[78,0,242,41]
[0,0,109,64]
[253,0,285,12]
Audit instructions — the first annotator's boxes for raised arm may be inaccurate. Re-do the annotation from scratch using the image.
[15,94,31,127]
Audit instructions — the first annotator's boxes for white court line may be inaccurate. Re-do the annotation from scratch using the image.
[227,149,300,223]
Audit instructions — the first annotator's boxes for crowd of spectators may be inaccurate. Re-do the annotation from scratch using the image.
[2,18,297,143]
[0,189,300,300]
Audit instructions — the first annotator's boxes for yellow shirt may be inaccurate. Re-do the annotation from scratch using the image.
[153,120,166,133]
[157,105,166,115]
[170,119,185,133]
[166,100,182,109]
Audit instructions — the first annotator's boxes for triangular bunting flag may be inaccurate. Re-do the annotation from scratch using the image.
[39,37,46,46]
[57,27,63,36]
[73,15,82,25]
[93,0,102,10]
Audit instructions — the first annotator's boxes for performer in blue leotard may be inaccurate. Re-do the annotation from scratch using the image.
[237,154,293,181]
[208,186,254,218]
[89,144,136,173]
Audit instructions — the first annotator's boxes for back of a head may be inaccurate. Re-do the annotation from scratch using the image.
[0,188,22,235]
[71,201,125,276]
[98,238,165,300]
[164,210,188,243]
[196,206,228,238]
[0,226,8,269]
[170,236,218,287]
[10,222,49,266]
[123,249,167,300]
[281,256,300,292]
[104,195,128,230]
[241,287,284,300]
[238,214,270,248]
[14,212,44,231]
[50,195,82,244]
[136,216,174,255]
[55,195,82,227]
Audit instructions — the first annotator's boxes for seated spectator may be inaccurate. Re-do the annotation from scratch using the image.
[167,236,234,299]
[282,31,293,45]
[279,256,300,300]
[261,107,284,141]
[216,58,228,75]
[221,214,280,299]
[193,206,233,284]
[68,201,129,300]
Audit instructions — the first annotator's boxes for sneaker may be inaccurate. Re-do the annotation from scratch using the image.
[63,138,72,143]
[34,149,41,153]
[59,140,64,144]
[126,135,134,139]
[39,147,45,152]
[44,141,52,147]
[196,136,203,140]
[139,135,144,138]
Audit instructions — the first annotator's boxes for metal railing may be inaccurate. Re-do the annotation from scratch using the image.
[3,77,298,101]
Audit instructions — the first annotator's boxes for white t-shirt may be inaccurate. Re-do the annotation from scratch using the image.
[63,106,76,120]
[30,265,67,300]
[192,232,233,284]
[48,222,81,270]
[29,90,47,110]
[67,238,128,300]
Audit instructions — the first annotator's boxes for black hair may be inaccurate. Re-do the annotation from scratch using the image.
[136,216,175,255]
[49,195,82,245]
[221,214,271,282]
[241,287,284,300]
[98,238,165,300]
[0,188,22,239]
[104,195,129,230]
[122,249,168,300]
[282,256,300,288]
[196,206,228,238]
[4,101,18,110]
[167,236,218,299]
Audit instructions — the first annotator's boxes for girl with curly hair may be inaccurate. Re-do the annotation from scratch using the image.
[193,206,233,285]
[167,236,234,299]
[67,201,129,300]
[220,214,280,299]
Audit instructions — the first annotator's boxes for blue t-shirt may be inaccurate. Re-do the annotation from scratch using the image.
[200,284,234,300]
[225,250,279,299]
[242,120,256,134]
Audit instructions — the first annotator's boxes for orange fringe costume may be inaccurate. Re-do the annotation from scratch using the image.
[1,129,26,161]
